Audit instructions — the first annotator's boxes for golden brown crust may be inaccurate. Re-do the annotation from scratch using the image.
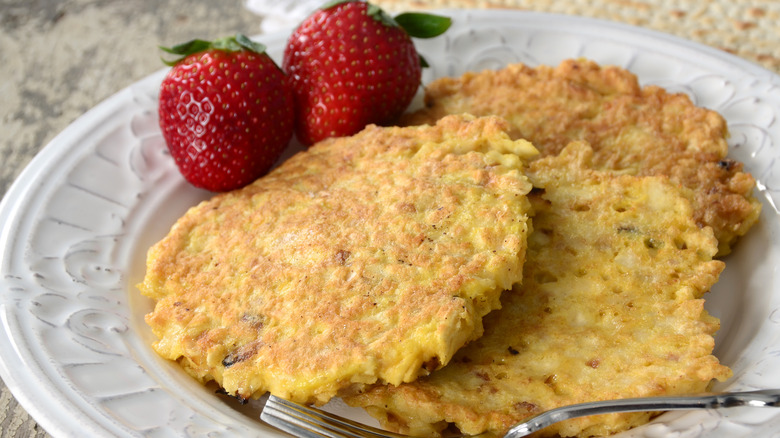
[345,142,731,437]
[138,115,538,405]
[403,59,761,255]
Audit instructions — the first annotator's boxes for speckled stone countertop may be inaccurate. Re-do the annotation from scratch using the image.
[1,0,778,436]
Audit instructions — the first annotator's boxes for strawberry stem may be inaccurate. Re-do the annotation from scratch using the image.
[366,3,397,27]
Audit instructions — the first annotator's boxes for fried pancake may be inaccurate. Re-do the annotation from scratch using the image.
[138,114,538,405]
[403,59,760,255]
[345,142,731,437]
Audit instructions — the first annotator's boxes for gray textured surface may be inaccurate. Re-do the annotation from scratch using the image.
[0,1,259,435]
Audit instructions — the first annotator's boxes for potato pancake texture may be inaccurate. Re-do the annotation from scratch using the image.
[138,115,538,405]
[345,142,731,437]
[404,59,760,255]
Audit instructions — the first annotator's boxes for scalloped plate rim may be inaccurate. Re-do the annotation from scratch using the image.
[1,9,780,438]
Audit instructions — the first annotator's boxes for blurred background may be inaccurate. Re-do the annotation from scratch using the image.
[0,0,778,436]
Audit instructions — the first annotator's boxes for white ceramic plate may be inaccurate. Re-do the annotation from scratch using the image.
[2,9,780,438]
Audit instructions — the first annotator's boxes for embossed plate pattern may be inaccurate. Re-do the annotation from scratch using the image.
[2,10,780,438]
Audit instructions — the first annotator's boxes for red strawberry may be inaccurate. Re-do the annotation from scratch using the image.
[158,34,294,192]
[283,0,450,145]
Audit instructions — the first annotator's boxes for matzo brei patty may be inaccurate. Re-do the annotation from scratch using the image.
[403,59,761,255]
[138,115,538,405]
[345,142,731,437]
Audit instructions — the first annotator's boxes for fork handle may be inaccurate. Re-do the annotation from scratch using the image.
[504,389,780,437]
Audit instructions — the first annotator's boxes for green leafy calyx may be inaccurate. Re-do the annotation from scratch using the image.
[394,12,451,38]
[159,34,267,66]
[321,0,355,9]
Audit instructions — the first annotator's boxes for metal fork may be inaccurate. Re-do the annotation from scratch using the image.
[260,389,780,437]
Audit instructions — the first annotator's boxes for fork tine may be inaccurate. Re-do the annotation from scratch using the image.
[261,394,355,438]
[261,394,408,438]
[262,390,780,438]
